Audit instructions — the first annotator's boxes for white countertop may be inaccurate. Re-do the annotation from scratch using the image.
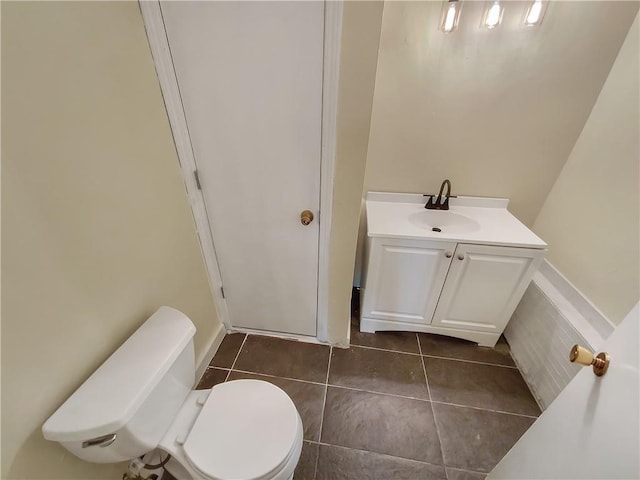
[366,192,547,249]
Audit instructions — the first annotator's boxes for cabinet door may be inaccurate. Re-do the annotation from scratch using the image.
[362,237,455,325]
[431,244,544,333]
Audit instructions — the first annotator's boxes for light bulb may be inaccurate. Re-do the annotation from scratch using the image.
[483,1,503,29]
[444,4,457,32]
[440,0,462,33]
[523,0,547,26]
[526,1,542,23]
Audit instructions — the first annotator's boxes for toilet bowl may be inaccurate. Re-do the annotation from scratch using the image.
[41,307,303,480]
[160,381,303,480]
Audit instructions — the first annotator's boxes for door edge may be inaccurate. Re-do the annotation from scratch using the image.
[317,0,344,343]
[139,0,232,330]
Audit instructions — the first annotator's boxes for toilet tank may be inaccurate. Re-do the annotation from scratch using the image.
[42,307,196,463]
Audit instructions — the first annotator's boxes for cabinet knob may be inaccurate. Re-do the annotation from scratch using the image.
[445,252,452,258]
[457,254,465,260]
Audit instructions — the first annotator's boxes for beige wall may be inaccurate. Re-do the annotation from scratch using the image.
[327,1,384,344]
[364,1,638,225]
[353,0,639,286]
[1,2,221,478]
[533,15,639,325]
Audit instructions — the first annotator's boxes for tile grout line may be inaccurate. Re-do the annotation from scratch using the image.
[445,465,492,476]
[214,346,517,372]
[302,439,490,477]
[349,343,422,356]
[221,361,431,402]
[422,354,518,369]
[416,333,431,401]
[226,368,327,386]
[325,383,539,419]
[218,366,540,419]
[223,367,431,401]
[223,331,516,367]
[328,384,429,402]
[305,439,452,471]
[225,333,249,382]
[325,346,333,385]
[429,400,540,419]
[313,345,332,480]
[417,333,448,480]
[350,342,518,369]
[226,367,325,386]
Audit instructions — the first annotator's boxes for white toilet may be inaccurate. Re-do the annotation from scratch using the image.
[42,307,303,480]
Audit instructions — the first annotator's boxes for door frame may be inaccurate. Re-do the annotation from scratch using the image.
[139,0,342,343]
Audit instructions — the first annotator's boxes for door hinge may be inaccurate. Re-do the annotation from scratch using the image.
[220,286,225,299]
[194,170,202,190]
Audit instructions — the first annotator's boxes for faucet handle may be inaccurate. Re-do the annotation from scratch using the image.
[423,194,435,209]
[423,193,458,199]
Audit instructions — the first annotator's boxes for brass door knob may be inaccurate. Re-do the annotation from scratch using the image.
[300,210,314,226]
[570,344,610,376]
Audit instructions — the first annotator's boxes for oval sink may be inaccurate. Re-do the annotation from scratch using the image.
[408,210,481,234]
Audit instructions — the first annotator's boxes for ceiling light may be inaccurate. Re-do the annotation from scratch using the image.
[523,0,547,26]
[482,1,503,29]
[440,0,462,33]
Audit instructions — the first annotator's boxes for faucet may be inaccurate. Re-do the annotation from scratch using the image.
[424,179,454,210]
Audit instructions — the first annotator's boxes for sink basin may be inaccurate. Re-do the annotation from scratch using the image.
[408,210,481,234]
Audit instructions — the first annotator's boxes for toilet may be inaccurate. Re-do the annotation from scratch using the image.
[42,307,303,480]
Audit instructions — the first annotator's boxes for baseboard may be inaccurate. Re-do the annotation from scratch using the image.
[195,323,226,381]
[227,327,328,345]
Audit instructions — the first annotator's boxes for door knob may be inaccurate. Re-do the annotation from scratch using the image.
[445,252,452,258]
[300,210,314,226]
[457,254,465,260]
[570,344,610,376]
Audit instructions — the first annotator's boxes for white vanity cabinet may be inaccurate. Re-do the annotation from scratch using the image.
[430,243,544,335]
[360,192,547,347]
[361,237,456,326]
[361,239,544,347]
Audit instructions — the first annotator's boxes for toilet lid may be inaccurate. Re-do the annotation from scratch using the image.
[183,379,300,480]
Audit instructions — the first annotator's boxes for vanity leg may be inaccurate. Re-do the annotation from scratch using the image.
[359,317,377,333]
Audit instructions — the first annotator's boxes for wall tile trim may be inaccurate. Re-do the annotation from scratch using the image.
[505,259,613,409]
[537,260,614,344]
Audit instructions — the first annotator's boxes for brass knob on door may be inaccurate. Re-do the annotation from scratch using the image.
[570,344,610,376]
[300,210,314,226]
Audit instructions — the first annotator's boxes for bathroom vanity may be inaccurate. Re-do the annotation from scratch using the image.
[360,192,547,347]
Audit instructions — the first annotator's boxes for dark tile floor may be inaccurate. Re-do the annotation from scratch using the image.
[194,316,540,480]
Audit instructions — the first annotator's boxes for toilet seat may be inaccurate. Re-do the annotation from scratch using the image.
[182,379,302,480]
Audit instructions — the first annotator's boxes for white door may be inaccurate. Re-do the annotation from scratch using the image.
[489,304,639,479]
[362,238,455,325]
[160,2,324,336]
[431,244,544,334]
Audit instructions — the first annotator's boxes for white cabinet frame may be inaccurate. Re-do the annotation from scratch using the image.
[361,237,456,325]
[432,244,545,333]
[361,238,545,347]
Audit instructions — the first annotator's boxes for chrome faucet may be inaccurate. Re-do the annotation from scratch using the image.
[424,179,454,210]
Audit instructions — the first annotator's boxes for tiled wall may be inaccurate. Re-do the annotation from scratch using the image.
[504,260,613,410]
